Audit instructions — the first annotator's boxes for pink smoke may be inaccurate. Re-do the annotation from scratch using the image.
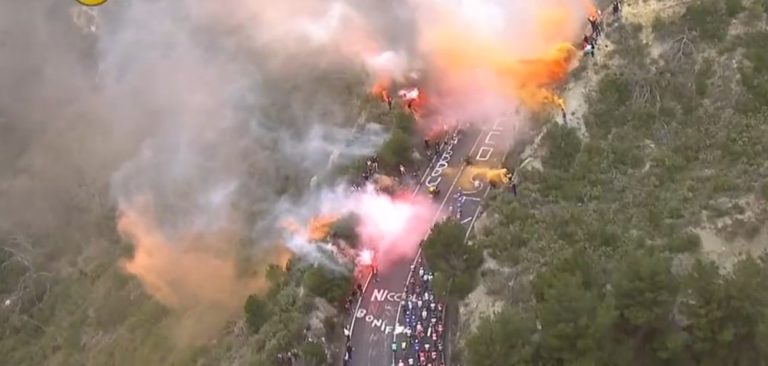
[351,190,437,271]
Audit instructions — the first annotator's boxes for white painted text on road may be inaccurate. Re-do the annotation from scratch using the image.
[425,138,458,188]
[371,289,407,302]
[355,308,394,334]
[474,118,505,162]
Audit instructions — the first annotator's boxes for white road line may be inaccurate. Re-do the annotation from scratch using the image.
[391,129,487,366]
[348,269,373,337]
[464,186,492,242]
[417,155,437,187]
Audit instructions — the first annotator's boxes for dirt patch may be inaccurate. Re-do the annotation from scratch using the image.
[696,225,768,270]
[561,78,591,139]
[459,283,503,333]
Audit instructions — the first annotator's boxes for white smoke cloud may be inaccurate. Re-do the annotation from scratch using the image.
[0,0,591,351]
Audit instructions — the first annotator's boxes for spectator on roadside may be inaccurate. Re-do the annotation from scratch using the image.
[584,43,595,58]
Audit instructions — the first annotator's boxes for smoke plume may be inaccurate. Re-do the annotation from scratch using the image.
[100,0,388,340]
[278,185,437,271]
[0,0,591,349]
[1,0,386,346]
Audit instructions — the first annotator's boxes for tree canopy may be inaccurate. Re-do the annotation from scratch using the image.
[244,294,271,333]
[302,265,352,305]
[465,250,768,366]
[422,220,483,300]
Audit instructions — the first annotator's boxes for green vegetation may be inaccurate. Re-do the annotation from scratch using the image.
[465,307,536,366]
[244,294,271,333]
[232,261,350,366]
[467,2,768,365]
[329,99,417,180]
[302,265,353,305]
[378,128,414,172]
[330,213,361,247]
[376,106,417,174]
[542,123,581,172]
[467,251,768,365]
[422,220,483,300]
[301,341,328,365]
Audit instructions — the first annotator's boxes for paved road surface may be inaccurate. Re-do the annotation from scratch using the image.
[348,112,520,366]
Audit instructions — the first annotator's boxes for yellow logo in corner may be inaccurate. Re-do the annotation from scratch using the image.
[76,0,108,6]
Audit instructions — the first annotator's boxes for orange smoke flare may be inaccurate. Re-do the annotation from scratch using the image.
[419,0,594,113]
[307,214,340,241]
[458,166,512,189]
[117,198,288,311]
[582,0,598,18]
[427,27,576,109]
[282,213,340,242]
[371,81,388,98]
[371,81,396,110]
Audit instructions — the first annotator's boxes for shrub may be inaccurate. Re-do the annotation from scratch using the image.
[244,294,271,333]
[682,1,729,42]
[330,214,360,248]
[542,124,582,172]
[667,231,702,253]
[302,266,352,305]
[759,181,768,201]
[301,342,328,365]
[377,128,413,172]
[725,0,745,18]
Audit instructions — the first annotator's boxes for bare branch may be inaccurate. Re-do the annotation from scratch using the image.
[1,245,33,269]
[668,27,697,65]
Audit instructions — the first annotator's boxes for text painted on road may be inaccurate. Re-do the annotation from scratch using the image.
[475,118,505,162]
[425,138,458,188]
[371,289,409,302]
[356,308,394,334]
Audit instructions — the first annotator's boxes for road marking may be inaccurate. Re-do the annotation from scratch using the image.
[356,308,395,334]
[371,289,407,302]
[348,265,373,337]
[391,128,487,366]
[464,186,492,242]
[417,155,438,187]
[424,141,459,188]
[348,143,451,344]
[463,126,513,242]
[419,133,460,188]
[429,132,486,223]
[485,130,500,144]
[475,146,492,161]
